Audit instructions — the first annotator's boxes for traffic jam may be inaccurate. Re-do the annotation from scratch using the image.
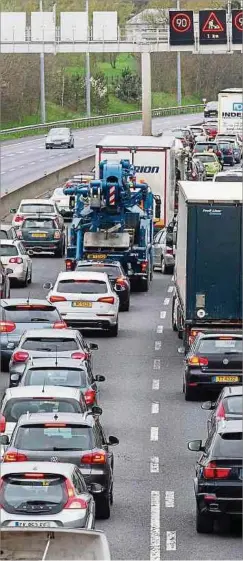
[0,89,242,554]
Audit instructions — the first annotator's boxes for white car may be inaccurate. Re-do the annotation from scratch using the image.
[11,199,64,228]
[213,170,243,182]
[0,240,32,286]
[45,271,119,336]
[50,188,72,218]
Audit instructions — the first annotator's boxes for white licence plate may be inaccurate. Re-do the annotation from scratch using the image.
[11,521,56,528]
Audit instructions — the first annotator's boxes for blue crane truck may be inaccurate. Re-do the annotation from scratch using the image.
[172,181,242,352]
[64,159,156,291]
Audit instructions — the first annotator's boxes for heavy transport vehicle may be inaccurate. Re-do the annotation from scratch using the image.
[218,88,243,135]
[64,158,155,292]
[172,182,242,352]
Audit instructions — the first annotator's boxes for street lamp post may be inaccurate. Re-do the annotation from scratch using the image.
[176,0,182,106]
[86,0,91,117]
[39,0,46,123]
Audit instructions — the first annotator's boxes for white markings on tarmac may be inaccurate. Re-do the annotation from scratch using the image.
[150,427,158,441]
[152,379,159,390]
[166,531,176,551]
[160,311,166,319]
[153,359,161,370]
[165,491,175,508]
[154,341,161,351]
[151,402,159,414]
[163,298,170,305]
[156,325,163,334]
[150,457,159,473]
[150,491,160,560]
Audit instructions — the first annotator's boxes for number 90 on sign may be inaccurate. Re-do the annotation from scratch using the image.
[172,13,191,32]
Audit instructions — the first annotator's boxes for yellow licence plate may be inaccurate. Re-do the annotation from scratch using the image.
[86,254,107,260]
[72,301,92,308]
[215,376,239,383]
[32,233,47,237]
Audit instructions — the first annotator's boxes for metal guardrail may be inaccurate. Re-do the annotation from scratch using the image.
[1,104,204,137]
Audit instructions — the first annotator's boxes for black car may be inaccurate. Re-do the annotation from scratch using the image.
[201,385,242,434]
[75,260,130,311]
[216,142,235,166]
[16,215,65,257]
[183,332,242,400]
[2,412,119,520]
[204,101,218,119]
[188,420,242,533]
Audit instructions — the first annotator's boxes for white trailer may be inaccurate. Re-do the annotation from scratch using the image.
[218,88,243,135]
[95,135,176,228]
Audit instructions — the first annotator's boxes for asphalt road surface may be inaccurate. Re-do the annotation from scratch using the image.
[0,113,203,195]
[1,258,242,560]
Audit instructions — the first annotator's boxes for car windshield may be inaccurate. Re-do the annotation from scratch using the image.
[3,398,80,421]
[21,337,79,351]
[197,338,242,354]
[4,305,60,324]
[76,265,121,277]
[22,219,56,229]
[195,144,216,152]
[24,368,87,387]
[14,424,93,451]
[56,279,108,294]
[225,396,243,415]
[19,204,54,214]
[1,475,66,509]
[196,155,216,163]
[0,245,18,256]
[215,175,242,182]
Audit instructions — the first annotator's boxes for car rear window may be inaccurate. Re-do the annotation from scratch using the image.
[213,433,242,457]
[76,265,121,277]
[19,204,54,214]
[197,338,242,354]
[3,398,80,421]
[0,231,8,239]
[1,475,66,511]
[57,279,107,294]
[194,144,208,152]
[22,218,56,229]
[215,176,242,182]
[225,396,243,415]
[21,337,79,351]
[4,305,60,324]
[196,154,216,162]
[0,245,18,256]
[24,368,87,388]
[14,424,93,451]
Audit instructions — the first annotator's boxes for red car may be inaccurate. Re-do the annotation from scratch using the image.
[204,121,218,140]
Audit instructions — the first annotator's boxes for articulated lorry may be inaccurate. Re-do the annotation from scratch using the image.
[172,181,242,351]
[218,88,243,135]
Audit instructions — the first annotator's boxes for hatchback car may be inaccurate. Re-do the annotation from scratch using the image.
[153,228,174,274]
[203,121,218,140]
[189,125,207,138]
[201,385,242,434]
[8,328,98,382]
[0,259,11,299]
[50,188,73,219]
[75,261,130,312]
[193,141,223,167]
[0,240,32,286]
[204,101,218,119]
[16,215,65,257]
[45,271,119,336]
[214,142,235,166]
[2,413,119,519]
[188,420,242,533]
[45,127,74,149]
[0,225,17,240]
[0,299,66,370]
[11,199,64,229]
[0,462,97,529]
[194,152,221,178]
[183,332,242,400]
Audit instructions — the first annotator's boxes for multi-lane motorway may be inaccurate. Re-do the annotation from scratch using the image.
[0,259,242,560]
[0,113,203,194]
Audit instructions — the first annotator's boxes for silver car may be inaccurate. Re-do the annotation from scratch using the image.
[45,127,74,149]
[0,462,97,529]
[0,240,32,286]
[153,228,174,274]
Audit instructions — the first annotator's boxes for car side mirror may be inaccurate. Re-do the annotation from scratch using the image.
[187,440,204,452]
[5,268,13,275]
[10,208,16,213]
[201,401,215,410]
[91,405,102,416]
[10,373,20,384]
[43,282,53,290]
[107,435,119,446]
[95,375,105,382]
[87,482,104,494]
[89,343,98,351]
[0,434,9,446]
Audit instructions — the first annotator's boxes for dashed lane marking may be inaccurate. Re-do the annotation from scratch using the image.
[160,311,166,319]
[153,359,161,370]
[9,168,16,172]
[156,325,164,334]
[165,491,175,508]
[150,427,158,441]
[152,379,160,390]
[163,298,170,306]
[151,402,159,414]
[168,286,173,293]
[166,531,176,551]
[150,457,159,473]
[154,341,161,351]
[150,491,160,561]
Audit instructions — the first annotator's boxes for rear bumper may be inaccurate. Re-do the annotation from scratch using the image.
[185,371,242,391]
[197,493,242,518]
[45,143,70,149]
[223,155,234,164]
[64,318,116,330]
[22,240,62,251]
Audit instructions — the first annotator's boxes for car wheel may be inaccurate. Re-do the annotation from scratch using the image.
[28,268,32,284]
[110,484,114,506]
[120,299,130,312]
[21,271,28,287]
[140,276,149,292]
[96,492,111,520]
[185,384,196,401]
[230,161,234,166]
[54,245,63,258]
[172,296,178,332]
[161,257,173,275]
[108,322,118,337]
[196,505,214,533]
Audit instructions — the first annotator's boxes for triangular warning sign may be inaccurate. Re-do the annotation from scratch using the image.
[202,11,224,33]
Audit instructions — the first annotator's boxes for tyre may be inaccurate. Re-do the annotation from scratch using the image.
[230,161,234,167]
[120,300,130,312]
[28,268,32,284]
[108,322,118,337]
[196,505,214,534]
[21,271,28,287]
[54,245,63,258]
[172,296,178,332]
[161,257,173,275]
[95,492,111,520]
[184,383,196,401]
[140,276,149,292]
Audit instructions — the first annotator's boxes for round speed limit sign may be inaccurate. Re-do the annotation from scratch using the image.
[171,12,191,33]
[234,11,243,31]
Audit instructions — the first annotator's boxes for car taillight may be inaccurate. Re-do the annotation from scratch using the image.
[215,401,225,420]
[14,215,24,223]
[81,451,107,464]
[3,451,28,462]
[141,261,148,273]
[12,351,29,363]
[188,356,208,366]
[54,231,61,239]
[98,296,115,304]
[65,259,75,271]
[203,462,231,479]
[0,321,16,333]
[49,295,67,303]
[84,388,96,405]
[166,247,173,254]
[64,479,87,509]
[9,257,23,264]
[53,321,67,328]
[71,351,88,360]
[116,277,127,287]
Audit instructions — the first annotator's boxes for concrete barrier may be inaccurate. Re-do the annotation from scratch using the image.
[0,154,95,220]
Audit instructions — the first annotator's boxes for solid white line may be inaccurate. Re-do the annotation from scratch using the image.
[168,286,173,293]
[160,311,166,319]
[165,491,175,508]
[166,531,176,551]
[150,491,160,561]
[150,427,158,441]
[150,457,159,473]
[151,402,159,414]
[154,341,161,351]
[163,298,170,305]
[1,171,6,175]
[153,359,160,370]
[9,168,15,172]
[152,379,159,390]
[156,325,164,334]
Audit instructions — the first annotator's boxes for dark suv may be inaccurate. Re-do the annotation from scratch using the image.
[75,260,130,311]
[188,420,242,533]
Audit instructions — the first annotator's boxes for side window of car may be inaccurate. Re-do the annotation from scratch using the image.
[93,424,103,447]
[76,469,86,492]
[153,232,161,244]
[72,469,84,494]
[19,243,27,255]
[79,391,87,411]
